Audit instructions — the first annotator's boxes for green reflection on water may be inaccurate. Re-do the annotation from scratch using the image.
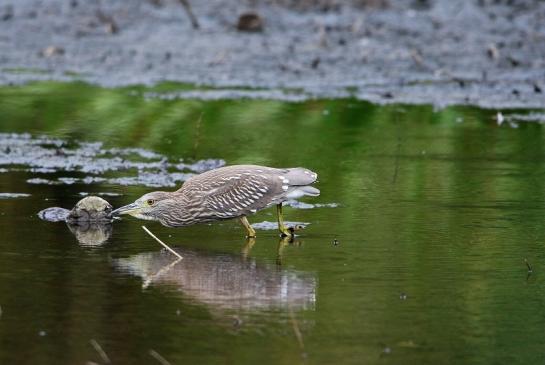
[1,82,545,365]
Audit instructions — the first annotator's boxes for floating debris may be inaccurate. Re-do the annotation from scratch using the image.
[79,192,122,197]
[0,133,223,188]
[0,193,30,199]
[284,200,338,209]
[503,113,545,124]
[176,158,225,173]
[38,207,70,222]
[496,112,504,126]
[251,221,309,231]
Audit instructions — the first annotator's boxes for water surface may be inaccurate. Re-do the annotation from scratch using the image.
[0,82,544,364]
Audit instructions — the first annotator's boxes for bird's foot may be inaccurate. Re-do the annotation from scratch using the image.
[280,224,304,238]
[279,229,293,238]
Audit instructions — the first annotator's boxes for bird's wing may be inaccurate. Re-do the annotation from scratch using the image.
[179,167,286,219]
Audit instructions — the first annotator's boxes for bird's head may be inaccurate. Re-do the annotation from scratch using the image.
[112,191,176,224]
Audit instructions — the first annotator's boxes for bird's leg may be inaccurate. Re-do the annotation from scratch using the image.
[276,203,293,238]
[239,216,256,238]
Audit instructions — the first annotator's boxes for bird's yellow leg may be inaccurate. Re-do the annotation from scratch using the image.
[277,203,293,237]
[239,216,256,238]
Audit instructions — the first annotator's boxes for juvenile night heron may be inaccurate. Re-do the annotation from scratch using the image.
[112,165,319,237]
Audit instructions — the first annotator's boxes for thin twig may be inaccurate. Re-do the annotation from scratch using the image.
[142,226,183,259]
[149,349,172,365]
[524,258,533,272]
[178,0,200,29]
[90,339,111,364]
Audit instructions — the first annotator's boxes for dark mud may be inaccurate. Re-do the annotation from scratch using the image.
[1,0,544,109]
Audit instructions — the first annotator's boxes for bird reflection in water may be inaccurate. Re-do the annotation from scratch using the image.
[113,238,316,312]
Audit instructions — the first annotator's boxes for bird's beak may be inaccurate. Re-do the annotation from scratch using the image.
[112,202,141,217]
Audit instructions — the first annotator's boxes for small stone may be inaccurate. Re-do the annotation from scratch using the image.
[41,46,65,58]
[486,43,499,60]
[237,12,263,32]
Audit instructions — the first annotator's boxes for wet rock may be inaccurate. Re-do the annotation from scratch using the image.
[66,196,112,223]
[38,196,113,223]
[38,207,70,222]
[39,196,114,245]
[237,12,263,32]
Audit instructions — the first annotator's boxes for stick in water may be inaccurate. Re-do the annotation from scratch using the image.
[90,339,111,364]
[142,226,183,260]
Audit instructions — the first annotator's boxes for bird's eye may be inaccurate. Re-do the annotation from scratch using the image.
[146,199,155,206]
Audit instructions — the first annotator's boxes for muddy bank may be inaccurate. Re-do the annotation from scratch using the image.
[1,0,544,109]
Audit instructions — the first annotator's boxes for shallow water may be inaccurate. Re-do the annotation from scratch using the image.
[1,82,545,364]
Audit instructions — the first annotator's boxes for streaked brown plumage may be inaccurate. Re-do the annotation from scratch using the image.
[112,165,319,237]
